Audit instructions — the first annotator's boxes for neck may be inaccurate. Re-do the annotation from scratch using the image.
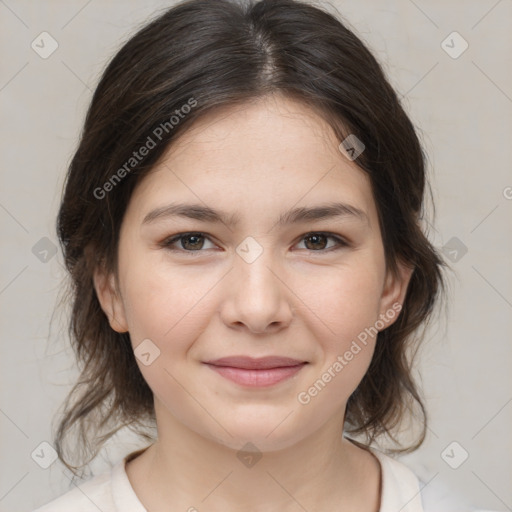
[126,407,381,511]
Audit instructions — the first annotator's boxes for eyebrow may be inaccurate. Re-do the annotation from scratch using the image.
[142,201,368,228]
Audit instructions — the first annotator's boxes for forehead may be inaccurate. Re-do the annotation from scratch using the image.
[126,94,378,229]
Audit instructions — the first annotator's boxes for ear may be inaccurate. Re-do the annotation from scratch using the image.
[377,259,414,330]
[93,265,129,333]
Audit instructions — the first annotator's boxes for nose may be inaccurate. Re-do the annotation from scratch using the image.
[219,245,294,335]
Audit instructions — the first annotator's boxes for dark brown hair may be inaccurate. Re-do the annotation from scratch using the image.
[54,0,447,478]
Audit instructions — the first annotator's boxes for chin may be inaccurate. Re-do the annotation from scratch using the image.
[200,417,311,454]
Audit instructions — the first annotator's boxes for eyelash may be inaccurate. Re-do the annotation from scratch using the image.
[159,231,350,256]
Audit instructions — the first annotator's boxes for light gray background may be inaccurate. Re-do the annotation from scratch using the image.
[1,1,511,511]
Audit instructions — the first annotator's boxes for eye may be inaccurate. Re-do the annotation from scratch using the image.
[160,231,349,255]
[294,232,349,252]
[160,232,216,253]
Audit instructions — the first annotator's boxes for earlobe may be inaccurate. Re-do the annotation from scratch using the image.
[378,260,414,329]
[92,266,129,333]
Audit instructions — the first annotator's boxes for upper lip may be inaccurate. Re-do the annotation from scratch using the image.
[204,356,307,370]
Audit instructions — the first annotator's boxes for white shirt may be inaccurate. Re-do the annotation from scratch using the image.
[31,448,493,512]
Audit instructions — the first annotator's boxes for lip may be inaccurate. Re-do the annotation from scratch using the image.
[204,356,308,387]
[205,356,306,369]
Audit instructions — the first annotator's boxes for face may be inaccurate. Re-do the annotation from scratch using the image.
[94,93,412,452]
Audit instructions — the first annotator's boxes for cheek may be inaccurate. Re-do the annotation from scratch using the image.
[119,261,220,418]
[294,275,382,413]
[119,255,224,353]
[291,258,384,399]
[294,259,384,343]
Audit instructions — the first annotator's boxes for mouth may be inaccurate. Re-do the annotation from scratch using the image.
[203,356,308,387]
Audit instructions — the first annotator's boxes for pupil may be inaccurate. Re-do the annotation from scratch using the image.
[184,234,202,250]
[307,234,326,250]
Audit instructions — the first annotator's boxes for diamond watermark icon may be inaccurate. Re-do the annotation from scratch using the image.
[31,32,59,59]
[236,236,263,264]
[32,237,58,263]
[441,236,468,263]
[134,338,161,366]
[237,442,262,468]
[441,441,469,469]
[339,134,365,161]
[441,31,468,59]
[31,441,58,469]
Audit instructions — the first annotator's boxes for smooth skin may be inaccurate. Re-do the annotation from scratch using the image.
[94,93,413,511]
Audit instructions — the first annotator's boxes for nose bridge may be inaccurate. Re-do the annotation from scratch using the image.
[235,235,280,295]
[223,235,292,333]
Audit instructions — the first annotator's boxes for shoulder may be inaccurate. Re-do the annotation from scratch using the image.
[31,465,115,512]
[372,449,501,512]
[373,449,424,511]
[32,451,148,512]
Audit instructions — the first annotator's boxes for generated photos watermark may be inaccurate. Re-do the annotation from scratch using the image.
[297,302,402,405]
[93,97,197,200]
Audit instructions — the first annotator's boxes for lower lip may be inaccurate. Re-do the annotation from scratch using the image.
[205,363,307,387]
